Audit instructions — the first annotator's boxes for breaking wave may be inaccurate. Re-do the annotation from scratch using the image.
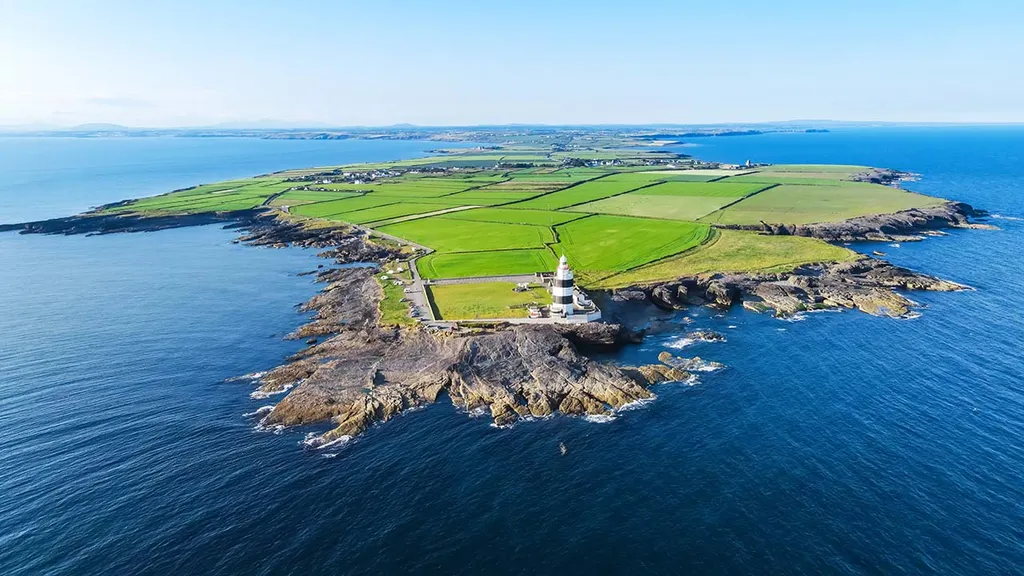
[249,383,293,399]
[243,405,274,418]
[302,432,352,450]
[223,371,267,383]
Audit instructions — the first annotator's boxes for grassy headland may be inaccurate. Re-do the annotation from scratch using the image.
[95,145,942,290]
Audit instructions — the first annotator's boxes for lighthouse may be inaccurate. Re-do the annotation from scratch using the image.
[551,255,574,316]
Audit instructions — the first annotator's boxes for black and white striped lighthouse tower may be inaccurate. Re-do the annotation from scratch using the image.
[551,254,574,316]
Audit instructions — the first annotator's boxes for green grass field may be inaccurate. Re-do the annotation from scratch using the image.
[594,229,859,288]
[418,249,557,279]
[335,202,466,225]
[566,181,765,221]
[271,190,362,205]
[570,194,738,221]
[442,207,583,226]
[379,218,555,252]
[552,215,712,281]
[103,151,950,293]
[637,182,766,197]
[508,175,659,210]
[439,191,540,205]
[427,282,552,320]
[106,178,298,213]
[699,183,944,225]
[290,196,396,218]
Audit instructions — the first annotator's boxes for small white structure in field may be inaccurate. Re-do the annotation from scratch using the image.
[550,255,575,317]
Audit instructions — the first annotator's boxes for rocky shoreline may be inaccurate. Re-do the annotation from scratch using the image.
[718,201,993,243]
[247,235,969,444]
[1,201,986,443]
[256,266,696,443]
[615,257,967,320]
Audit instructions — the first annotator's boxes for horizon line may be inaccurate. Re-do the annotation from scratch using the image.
[3,119,1024,133]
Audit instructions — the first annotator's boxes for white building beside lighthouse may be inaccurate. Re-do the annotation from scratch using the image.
[550,254,575,316]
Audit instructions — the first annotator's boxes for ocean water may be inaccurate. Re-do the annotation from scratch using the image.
[1,130,1023,575]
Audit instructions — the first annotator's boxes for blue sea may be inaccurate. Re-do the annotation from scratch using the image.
[1,129,1022,575]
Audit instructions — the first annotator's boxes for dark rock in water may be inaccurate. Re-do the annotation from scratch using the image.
[683,330,725,344]
[552,322,641,349]
[657,351,726,373]
[612,288,648,302]
[644,317,693,336]
[651,284,685,311]
[305,337,318,345]
[705,280,739,308]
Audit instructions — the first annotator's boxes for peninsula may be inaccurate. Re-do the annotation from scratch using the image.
[2,135,989,444]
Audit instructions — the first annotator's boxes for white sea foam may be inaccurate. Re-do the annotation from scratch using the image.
[617,396,656,411]
[583,414,616,424]
[689,361,723,373]
[664,332,725,349]
[255,421,286,434]
[243,405,274,418]
[992,214,1022,221]
[303,434,352,450]
[223,371,267,383]
[728,325,737,329]
[665,336,697,349]
[249,383,293,399]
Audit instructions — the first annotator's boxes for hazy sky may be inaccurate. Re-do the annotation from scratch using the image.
[2,0,1022,127]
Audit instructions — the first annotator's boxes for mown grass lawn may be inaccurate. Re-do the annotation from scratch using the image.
[418,249,557,279]
[379,218,555,252]
[442,207,583,226]
[427,282,551,320]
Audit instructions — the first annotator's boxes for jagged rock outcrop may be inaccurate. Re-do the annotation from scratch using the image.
[619,257,967,319]
[719,201,992,242]
[849,168,911,186]
[657,351,726,373]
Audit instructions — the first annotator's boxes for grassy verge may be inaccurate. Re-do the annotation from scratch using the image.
[376,276,415,327]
